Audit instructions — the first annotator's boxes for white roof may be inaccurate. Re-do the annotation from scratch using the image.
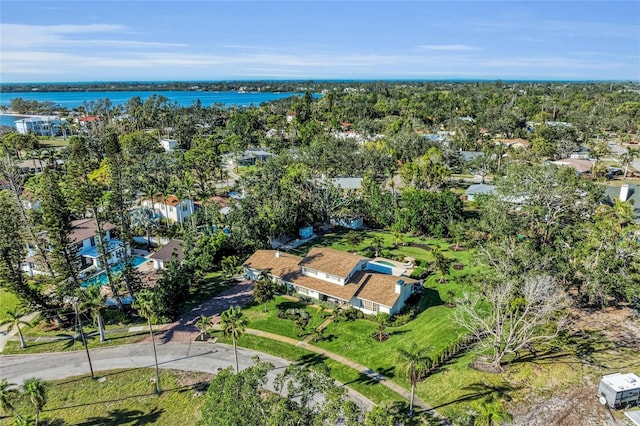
[601,373,640,391]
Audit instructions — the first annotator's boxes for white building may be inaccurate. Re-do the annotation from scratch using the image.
[22,219,129,278]
[141,195,195,224]
[15,117,65,136]
[244,247,418,315]
[149,239,184,270]
[159,138,179,152]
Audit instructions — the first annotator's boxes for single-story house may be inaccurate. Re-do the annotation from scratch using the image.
[494,138,530,149]
[551,158,594,175]
[465,184,497,201]
[231,148,275,166]
[330,216,364,230]
[18,159,47,174]
[149,239,184,269]
[244,247,418,315]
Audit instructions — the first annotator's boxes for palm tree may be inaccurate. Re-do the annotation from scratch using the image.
[0,378,21,421]
[78,283,107,342]
[1,308,31,349]
[195,315,211,341]
[620,147,639,179]
[371,235,384,257]
[345,231,363,253]
[134,290,161,394]
[21,378,46,426]
[397,344,432,417]
[254,271,276,312]
[220,306,247,373]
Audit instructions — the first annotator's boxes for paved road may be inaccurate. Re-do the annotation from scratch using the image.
[0,342,373,411]
[148,280,255,344]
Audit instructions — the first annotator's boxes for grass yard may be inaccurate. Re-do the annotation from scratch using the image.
[0,369,212,426]
[214,332,404,406]
[2,329,149,355]
[0,289,21,323]
[241,296,326,339]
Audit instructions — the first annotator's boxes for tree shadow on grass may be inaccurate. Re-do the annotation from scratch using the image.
[276,301,308,311]
[431,381,520,410]
[416,288,444,313]
[74,407,164,426]
[295,353,329,369]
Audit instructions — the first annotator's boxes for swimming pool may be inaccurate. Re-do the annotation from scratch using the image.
[375,260,396,267]
[81,256,149,287]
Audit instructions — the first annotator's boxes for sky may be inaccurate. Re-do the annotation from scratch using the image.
[0,1,639,83]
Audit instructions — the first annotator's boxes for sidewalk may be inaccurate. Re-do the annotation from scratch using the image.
[212,324,447,422]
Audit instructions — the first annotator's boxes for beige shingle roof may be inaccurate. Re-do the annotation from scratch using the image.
[297,248,368,278]
[245,248,417,307]
[352,272,417,308]
[69,219,116,244]
[243,250,303,278]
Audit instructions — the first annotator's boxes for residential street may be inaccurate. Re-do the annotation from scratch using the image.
[0,342,374,410]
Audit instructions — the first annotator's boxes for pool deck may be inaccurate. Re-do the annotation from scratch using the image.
[371,257,415,276]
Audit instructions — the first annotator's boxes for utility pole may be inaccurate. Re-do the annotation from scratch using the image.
[65,296,95,379]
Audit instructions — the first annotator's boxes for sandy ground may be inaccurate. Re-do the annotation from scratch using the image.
[509,306,640,426]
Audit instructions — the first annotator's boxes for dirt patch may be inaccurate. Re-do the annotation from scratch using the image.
[510,385,619,426]
[173,370,215,387]
[452,263,464,271]
[509,305,640,426]
[570,305,640,350]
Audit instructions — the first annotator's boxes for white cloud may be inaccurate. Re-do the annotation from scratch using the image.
[0,23,185,49]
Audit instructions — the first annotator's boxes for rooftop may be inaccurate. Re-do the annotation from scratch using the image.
[601,373,640,392]
[298,247,368,279]
[69,219,116,244]
[149,239,184,262]
[244,250,303,278]
[353,272,417,308]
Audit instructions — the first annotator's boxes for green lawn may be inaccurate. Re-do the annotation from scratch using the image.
[214,333,403,406]
[2,329,149,355]
[0,289,21,323]
[0,369,211,426]
[241,296,326,339]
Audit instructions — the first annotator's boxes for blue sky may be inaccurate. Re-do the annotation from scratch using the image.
[1,1,639,82]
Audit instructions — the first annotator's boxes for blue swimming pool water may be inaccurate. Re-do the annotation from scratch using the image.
[81,256,148,287]
[376,260,396,267]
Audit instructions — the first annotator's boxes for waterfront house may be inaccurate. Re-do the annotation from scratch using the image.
[22,219,129,278]
[149,239,184,270]
[15,117,65,137]
[141,195,195,224]
[244,247,418,315]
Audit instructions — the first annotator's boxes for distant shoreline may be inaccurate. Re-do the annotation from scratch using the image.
[0,111,59,118]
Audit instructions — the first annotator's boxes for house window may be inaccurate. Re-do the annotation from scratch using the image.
[362,299,379,312]
[326,274,341,282]
[182,203,188,211]
[89,236,96,247]
[304,268,318,276]
[297,287,309,295]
